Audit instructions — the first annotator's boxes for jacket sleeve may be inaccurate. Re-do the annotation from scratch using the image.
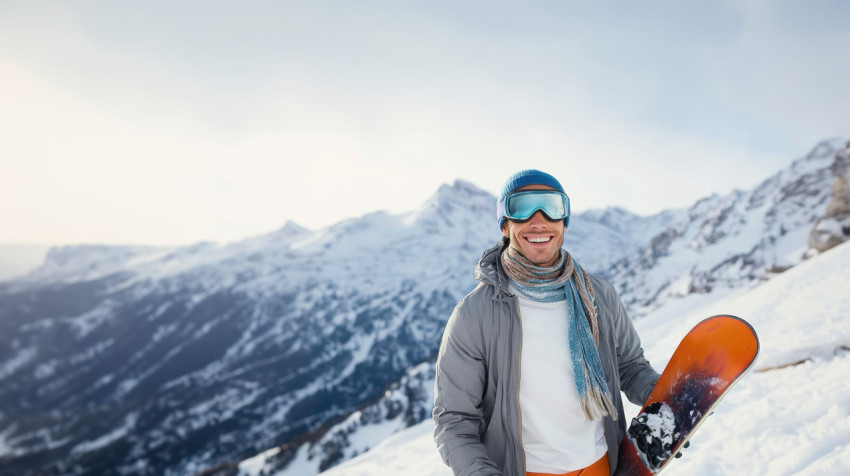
[610,286,660,405]
[433,300,503,476]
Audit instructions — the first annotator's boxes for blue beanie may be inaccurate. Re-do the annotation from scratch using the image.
[497,169,566,228]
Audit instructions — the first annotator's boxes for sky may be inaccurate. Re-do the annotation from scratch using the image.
[2,1,849,246]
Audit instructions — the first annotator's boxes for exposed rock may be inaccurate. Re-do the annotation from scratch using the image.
[809,144,850,254]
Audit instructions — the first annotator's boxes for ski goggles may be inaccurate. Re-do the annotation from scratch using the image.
[498,189,570,223]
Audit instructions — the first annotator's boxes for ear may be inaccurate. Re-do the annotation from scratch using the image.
[501,221,510,238]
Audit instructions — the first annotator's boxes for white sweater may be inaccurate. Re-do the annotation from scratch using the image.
[513,286,607,473]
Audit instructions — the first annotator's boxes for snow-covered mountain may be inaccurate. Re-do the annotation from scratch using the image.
[606,138,850,316]
[565,206,685,272]
[2,139,848,476]
[312,235,850,476]
[0,178,672,476]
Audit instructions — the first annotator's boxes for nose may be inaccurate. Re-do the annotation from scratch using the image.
[528,211,548,228]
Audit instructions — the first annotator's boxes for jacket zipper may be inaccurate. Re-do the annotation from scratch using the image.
[513,294,527,475]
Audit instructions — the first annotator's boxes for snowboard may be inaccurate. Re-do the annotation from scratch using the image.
[613,315,760,476]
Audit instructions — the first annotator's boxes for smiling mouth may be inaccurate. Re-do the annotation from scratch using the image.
[525,236,552,243]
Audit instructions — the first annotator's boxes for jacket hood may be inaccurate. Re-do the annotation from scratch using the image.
[475,238,510,291]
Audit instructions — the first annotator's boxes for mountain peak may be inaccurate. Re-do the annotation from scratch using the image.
[801,137,846,163]
[438,179,493,205]
[399,180,496,230]
[24,244,166,283]
[278,220,311,236]
[434,179,493,200]
[580,206,641,223]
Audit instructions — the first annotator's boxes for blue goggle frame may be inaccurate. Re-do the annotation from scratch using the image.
[499,190,571,224]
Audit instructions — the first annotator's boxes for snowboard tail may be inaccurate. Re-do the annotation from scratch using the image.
[613,315,760,476]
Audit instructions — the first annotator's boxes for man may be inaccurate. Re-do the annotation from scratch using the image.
[433,169,660,476]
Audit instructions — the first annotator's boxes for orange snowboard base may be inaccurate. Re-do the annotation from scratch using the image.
[613,315,760,475]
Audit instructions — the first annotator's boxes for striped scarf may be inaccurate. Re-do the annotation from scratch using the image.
[501,246,618,421]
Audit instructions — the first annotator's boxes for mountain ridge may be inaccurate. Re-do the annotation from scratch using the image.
[605,138,850,315]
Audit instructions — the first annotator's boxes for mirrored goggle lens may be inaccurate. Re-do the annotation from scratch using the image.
[505,191,569,221]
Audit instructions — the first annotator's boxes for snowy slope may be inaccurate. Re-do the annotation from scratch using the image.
[319,239,850,476]
[239,362,435,476]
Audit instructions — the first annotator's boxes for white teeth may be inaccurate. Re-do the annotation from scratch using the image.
[527,237,551,243]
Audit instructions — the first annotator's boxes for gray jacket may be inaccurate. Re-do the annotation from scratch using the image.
[433,240,660,476]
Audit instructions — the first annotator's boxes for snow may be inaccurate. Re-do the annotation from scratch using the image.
[814,217,845,236]
[240,447,282,476]
[636,235,850,372]
[116,378,139,396]
[185,383,263,431]
[0,347,36,380]
[321,423,448,476]
[272,445,319,476]
[0,426,16,457]
[629,402,678,470]
[239,361,436,476]
[678,353,850,475]
[33,360,57,379]
[320,240,850,476]
[63,305,117,338]
[70,412,138,456]
[0,426,70,459]
[641,404,676,447]
[342,416,407,460]
[21,244,169,284]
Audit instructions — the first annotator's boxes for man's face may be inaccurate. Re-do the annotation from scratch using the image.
[501,184,566,267]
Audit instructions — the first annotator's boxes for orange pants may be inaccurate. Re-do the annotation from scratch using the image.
[526,452,610,476]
